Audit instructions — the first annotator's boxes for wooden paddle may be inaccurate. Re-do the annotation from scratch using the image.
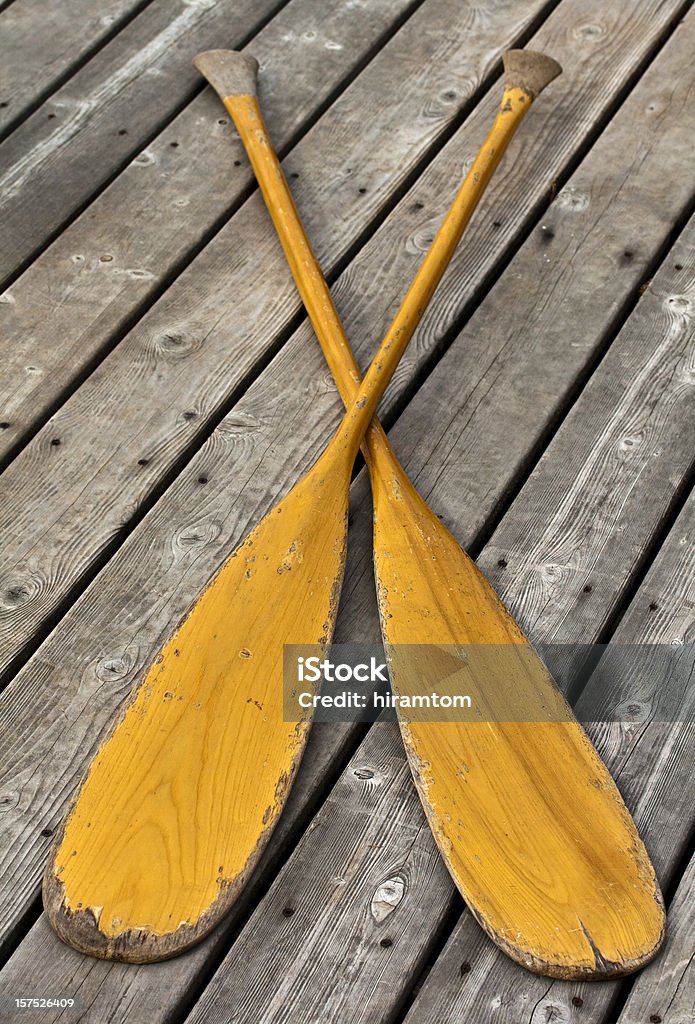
[42,53,540,965]
[195,50,665,979]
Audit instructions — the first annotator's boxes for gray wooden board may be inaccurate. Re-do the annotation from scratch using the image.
[0,0,154,137]
[0,42,694,1024]
[184,723,455,1024]
[618,852,695,1024]
[143,219,695,1024]
[0,0,431,462]
[0,0,687,684]
[0,0,287,281]
[401,494,695,1024]
[0,0,566,678]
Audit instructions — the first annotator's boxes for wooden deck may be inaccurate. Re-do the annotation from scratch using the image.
[0,0,693,1019]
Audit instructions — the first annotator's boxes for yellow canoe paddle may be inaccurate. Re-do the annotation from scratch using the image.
[194,50,665,978]
[42,50,550,964]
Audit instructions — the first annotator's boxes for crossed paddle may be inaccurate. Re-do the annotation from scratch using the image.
[43,49,664,978]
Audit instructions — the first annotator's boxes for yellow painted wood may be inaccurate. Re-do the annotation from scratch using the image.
[374,470,665,978]
[204,50,665,978]
[44,49,531,964]
[46,450,350,959]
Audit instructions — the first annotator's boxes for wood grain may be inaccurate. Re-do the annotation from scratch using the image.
[618,853,695,1024]
[1,54,692,1024]
[0,718,359,1015]
[0,0,692,1015]
[1,725,454,1023]
[0,0,285,281]
[0,0,427,462]
[0,0,691,975]
[0,0,154,137]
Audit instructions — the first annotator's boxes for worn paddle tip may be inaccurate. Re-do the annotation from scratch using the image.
[502,49,562,98]
[193,50,259,100]
[487,897,667,980]
[42,848,244,963]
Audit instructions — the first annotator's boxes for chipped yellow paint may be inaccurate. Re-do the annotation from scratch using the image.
[208,49,665,977]
[46,444,352,959]
[374,467,665,977]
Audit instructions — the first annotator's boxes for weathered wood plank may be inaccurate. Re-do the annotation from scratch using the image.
[1,23,694,1021]
[618,852,695,1024]
[0,0,287,281]
[400,492,695,1023]
[0,0,429,463]
[191,722,456,1024]
[153,219,695,1024]
[0,0,686,687]
[0,0,559,680]
[0,0,154,138]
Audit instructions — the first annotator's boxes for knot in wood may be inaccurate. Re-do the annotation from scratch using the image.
[0,567,43,609]
[96,654,134,683]
[370,875,405,922]
[172,520,222,557]
[555,187,589,213]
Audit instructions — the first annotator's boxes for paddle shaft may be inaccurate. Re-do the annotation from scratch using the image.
[195,51,553,468]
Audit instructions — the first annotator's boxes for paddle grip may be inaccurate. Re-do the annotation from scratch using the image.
[193,50,259,99]
[503,50,562,98]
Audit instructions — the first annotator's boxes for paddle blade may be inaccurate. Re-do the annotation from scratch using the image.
[371,461,665,979]
[43,460,349,962]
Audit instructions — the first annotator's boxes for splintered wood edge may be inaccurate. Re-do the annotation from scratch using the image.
[193,50,259,100]
[396,718,666,980]
[502,49,562,98]
[42,719,311,963]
